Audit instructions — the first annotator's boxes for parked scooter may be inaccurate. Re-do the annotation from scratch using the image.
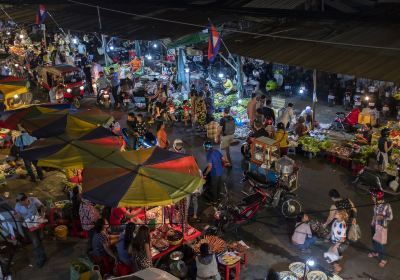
[121,91,132,111]
[329,109,360,132]
[353,167,400,196]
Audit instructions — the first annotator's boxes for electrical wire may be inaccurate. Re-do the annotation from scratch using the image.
[66,0,400,52]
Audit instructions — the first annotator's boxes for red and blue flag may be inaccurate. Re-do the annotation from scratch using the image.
[208,20,220,62]
[35,5,46,25]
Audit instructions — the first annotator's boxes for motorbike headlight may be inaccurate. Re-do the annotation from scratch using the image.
[66,88,72,93]
[299,89,304,94]
[79,86,84,90]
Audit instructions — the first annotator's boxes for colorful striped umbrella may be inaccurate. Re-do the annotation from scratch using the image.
[82,147,204,207]
[21,126,121,169]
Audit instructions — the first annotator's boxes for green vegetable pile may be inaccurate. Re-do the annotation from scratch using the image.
[352,145,376,165]
[214,93,238,109]
[298,136,322,153]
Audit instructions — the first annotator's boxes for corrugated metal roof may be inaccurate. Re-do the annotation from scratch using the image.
[225,21,400,83]
[2,3,234,40]
[243,0,305,9]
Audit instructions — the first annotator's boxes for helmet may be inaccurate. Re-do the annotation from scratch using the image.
[203,141,213,150]
[173,139,183,151]
[305,106,311,113]
[370,188,384,200]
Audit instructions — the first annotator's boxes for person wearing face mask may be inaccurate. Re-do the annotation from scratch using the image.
[169,138,186,154]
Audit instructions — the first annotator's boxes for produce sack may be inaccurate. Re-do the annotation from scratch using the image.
[70,258,93,280]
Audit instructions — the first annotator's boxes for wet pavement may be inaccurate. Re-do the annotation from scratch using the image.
[5,96,400,280]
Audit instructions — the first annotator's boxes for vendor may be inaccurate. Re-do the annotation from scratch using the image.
[130,56,142,73]
[195,243,221,280]
[92,218,117,275]
[222,77,233,94]
[294,116,309,137]
[377,128,392,172]
[15,193,47,267]
[110,207,143,233]
[355,124,373,145]
[300,106,313,129]
[252,119,268,138]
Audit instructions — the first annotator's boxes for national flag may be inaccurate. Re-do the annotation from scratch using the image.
[35,5,46,25]
[208,20,220,62]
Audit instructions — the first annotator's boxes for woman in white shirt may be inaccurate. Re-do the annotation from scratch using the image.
[196,243,221,280]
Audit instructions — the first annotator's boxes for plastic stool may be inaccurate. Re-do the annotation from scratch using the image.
[224,261,240,280]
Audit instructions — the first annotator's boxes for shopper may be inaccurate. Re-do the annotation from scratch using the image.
[126,113,137,150]
[15,193,47,267]
[79,198,100,253]
[324,189,357,228]
[377,128,392,172]
[182,100,191,127]
[204,84,214,123]
[326,210,348,274]
[109,67,120,109]
[275,122,289,156]
[131,225,153,271]
[156,122,168,149]
[205,117,220,144]
[369,189,393,268]
[219,107,235,166]
[116,223,136,276]
[203,141,224,203]
[195,243,221,280]
[92,218,117,276]
[279,103,295,129]
[14,130,43,182]
[247,93,257,126]
[292,212,316,252]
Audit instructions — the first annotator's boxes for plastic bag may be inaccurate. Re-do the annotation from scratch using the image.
[348,224,361,242]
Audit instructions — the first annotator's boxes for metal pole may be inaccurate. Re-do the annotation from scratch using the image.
[97,5,102,30]
[42,24,47,48]
[312,69,317,129]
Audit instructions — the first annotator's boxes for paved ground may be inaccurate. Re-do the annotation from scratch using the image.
[4,96,400,280]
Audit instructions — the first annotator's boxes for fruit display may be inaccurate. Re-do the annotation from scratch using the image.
[218,252,241,265]
[166,229,183,245]
[193,235,226,254]
[152,238,169,251]
[227,241,249,253]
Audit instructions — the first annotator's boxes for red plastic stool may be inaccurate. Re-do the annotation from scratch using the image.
[224,261,240,280]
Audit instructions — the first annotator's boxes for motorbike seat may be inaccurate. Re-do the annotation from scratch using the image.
[239,192,264,206]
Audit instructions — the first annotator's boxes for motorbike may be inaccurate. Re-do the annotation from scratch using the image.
[244,172,302,218]
[240,134,253,160]
[213,185,268,233]
[121,91,132,111]
[121,128,157,150]
[353,167,400,196]
[214,175,302,233]
[329,111,358,132]
[99,88,111,109]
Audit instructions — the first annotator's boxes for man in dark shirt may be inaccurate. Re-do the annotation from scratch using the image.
[126,113,137,149]
[262,99,275,124]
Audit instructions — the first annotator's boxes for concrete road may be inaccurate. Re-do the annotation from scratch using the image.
[7,97,400,280]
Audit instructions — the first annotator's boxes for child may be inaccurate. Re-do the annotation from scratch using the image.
[167,99,176,123]
[182,100,190,127]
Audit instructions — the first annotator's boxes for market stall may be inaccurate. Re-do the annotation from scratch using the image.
[0,77,32,111]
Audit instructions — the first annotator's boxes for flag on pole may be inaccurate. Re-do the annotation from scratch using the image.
[208,20,220,62]
[35,5,46,25]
